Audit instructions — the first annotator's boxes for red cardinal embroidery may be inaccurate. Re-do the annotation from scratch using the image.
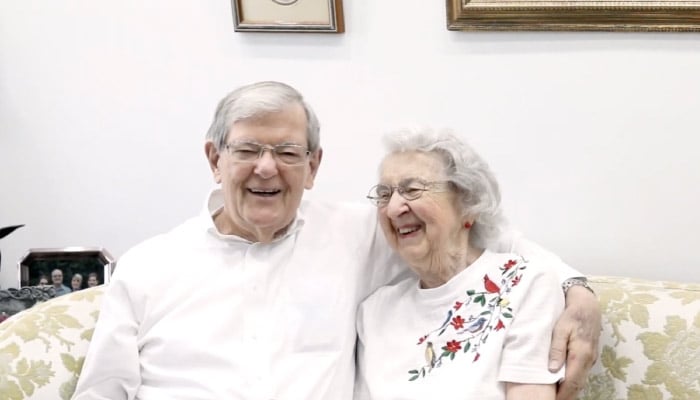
[483,274,500,293]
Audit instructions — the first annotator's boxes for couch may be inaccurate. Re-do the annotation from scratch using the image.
[0,276,698,399]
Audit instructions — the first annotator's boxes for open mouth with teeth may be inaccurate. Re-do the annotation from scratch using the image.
[248,188,281,197]
[397,225,421,236]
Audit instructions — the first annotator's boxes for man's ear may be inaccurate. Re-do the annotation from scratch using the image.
[205,141,222,184]
[304,148,323,190]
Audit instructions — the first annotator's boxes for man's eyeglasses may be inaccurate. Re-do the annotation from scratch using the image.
[366,179,452,207]
[223,141,310,166]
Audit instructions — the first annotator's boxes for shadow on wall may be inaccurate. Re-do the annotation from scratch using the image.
[0,225,25,286]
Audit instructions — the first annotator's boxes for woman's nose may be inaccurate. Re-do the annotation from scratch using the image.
[385,191,409,218]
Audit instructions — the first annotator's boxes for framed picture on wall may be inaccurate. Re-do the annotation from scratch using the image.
[231,0,344,33]
[446,0,700,31]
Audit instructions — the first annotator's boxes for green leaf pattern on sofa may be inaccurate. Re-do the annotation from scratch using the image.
[638,313,700,399]
[1,343,54,400]
[579,277,700,400]
[0,286,104,400]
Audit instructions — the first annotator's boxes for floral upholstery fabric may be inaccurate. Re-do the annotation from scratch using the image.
[580,276,700,400]
[0,286,104,400]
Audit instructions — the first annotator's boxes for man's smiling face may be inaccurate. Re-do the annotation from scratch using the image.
[207,102,321,243]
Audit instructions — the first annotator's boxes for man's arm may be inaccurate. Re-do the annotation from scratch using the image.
[72,269,143,399]
[548,285,602,400]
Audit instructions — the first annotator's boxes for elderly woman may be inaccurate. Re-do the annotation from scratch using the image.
[355,128,565,400]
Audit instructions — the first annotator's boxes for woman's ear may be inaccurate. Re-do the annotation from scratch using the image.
[462,213,476,230]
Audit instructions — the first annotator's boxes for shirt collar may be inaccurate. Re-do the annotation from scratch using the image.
[203,188,305,243]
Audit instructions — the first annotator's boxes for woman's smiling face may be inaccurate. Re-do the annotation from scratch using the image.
[377,151,464,267]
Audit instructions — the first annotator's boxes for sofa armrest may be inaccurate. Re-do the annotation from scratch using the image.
[0,286,105,399]
[578,276,700,399]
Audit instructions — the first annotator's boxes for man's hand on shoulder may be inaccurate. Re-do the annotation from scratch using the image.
[549,285,602,400]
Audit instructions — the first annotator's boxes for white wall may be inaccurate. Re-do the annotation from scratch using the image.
[1,0,699,288]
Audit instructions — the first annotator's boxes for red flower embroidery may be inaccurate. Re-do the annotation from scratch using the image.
[445,340,462,353]
[410,257,527,381]
[495,319,505,331]
[450,316,465,330]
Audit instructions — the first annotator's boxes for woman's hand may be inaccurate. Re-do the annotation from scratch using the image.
[548,285,602,400]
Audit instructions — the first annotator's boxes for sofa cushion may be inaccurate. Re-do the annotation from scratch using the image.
[0,286,104,400]
[580,276,700,400]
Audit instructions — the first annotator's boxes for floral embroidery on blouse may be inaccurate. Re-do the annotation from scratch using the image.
[408,257,527,381]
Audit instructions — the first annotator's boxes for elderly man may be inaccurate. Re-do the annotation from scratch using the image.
[73,81,600,400]
[51,268,71,296]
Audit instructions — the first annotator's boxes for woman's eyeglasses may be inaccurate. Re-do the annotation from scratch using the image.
[366,179,452,207]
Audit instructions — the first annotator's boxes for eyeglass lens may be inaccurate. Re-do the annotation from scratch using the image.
[226,142,309,165]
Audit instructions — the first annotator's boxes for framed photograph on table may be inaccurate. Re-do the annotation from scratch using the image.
[446,0,700,31]
[17,247,116,289]
[232,0,344,33]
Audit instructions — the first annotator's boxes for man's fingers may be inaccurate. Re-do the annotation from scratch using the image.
[557,342,592,400]
[556,378,586,400]
[552,285,602,399]
[575,341,598,370]
[548,323,570,372]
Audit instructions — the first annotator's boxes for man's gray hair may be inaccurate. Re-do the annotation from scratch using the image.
[382,127,505,248]
[205,81,321,151]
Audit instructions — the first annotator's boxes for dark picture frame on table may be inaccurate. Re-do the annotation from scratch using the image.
[232,0,344,32]
[446,0,700,31]
[18,247,116,289]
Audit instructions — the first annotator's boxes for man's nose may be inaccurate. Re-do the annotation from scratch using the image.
[253,149,279,178]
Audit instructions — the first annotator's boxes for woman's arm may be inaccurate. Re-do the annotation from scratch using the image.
[506,382,556,400]
[495,231,601,400]
[498,261,564,397]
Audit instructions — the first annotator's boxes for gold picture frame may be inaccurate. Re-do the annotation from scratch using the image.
[232,0,344,33]
[446,0,700,31]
